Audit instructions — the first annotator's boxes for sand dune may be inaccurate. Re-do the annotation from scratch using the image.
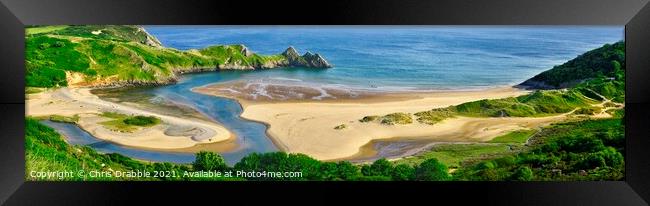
[26,88,233,150]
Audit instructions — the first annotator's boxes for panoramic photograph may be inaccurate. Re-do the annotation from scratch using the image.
[24,25,625,181]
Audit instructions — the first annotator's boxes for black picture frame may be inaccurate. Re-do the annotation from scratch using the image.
[1,0,649,205]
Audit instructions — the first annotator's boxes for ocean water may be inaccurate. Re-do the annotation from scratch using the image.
[145,26,624,91]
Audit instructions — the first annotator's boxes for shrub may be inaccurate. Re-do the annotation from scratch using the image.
[392,164,415,181]
[362,158,393,177]
[193,151,228,171]
[511,166,534,181]
[415,158,450,181]
[122,115,160,126]
[380,113,413,125]
[414,108,455,125]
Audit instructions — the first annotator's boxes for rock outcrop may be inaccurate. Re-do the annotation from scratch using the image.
[239,44,254,57]
[137,26,163,47]
[282,46,332,68]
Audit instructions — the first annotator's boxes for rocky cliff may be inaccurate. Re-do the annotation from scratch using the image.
[281,46,332,68]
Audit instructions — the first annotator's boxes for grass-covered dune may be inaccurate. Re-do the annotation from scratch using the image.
[25,25,331,88]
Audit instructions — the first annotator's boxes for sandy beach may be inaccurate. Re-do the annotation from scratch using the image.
[194,81,622,161]
[194,83,574,160]
[26,88,234,151]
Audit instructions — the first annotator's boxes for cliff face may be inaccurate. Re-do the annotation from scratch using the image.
[26,25,333,88]
[137,26,163,47]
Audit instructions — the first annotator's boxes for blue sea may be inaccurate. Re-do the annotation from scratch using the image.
[145,26,624,91]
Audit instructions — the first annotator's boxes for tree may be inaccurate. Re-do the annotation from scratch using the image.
[415,158,450,181]
[511,166,534,181]
[193,151,227,171]
[362,158,393,177]
[319,162,340,180]
[392,164,415,181]
[337,161,361,180]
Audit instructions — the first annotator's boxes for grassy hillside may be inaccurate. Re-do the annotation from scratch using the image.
[25,25,325,88]
[519,41,624,89]
[453,117,624,181]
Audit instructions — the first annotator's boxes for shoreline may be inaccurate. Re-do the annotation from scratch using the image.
[45,119,240,154]
[192,82,528,107]
[26,87,236,152]
[193,83,548,160]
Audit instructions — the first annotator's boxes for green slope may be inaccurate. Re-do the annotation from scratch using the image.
[519,41,624,89]
[25,25,328,88]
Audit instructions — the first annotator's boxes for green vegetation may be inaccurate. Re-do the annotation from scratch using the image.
[123,115,160,126]
[574,107,602,115]
[26,25,70,35]
[362,86,603,124]
[98,112,160,132]
[49,114,80,124]
[193,151,228,171]
[609,108,625,118]
[415,159,451,181]
[453,118,624,181]
[26,35,90,87]
[25,87,44,94]
[334,124,347,130]
[576,70,625,103]
[359,113,414,125]
[414,108,455,125]
[99,111,128,119]
[380,113,413,125]
[520,41,624,89]
[395,143,515,168]
[488,129,536,143]
[454,89,594,117]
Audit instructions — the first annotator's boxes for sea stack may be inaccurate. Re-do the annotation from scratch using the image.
[282,46,332,68]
